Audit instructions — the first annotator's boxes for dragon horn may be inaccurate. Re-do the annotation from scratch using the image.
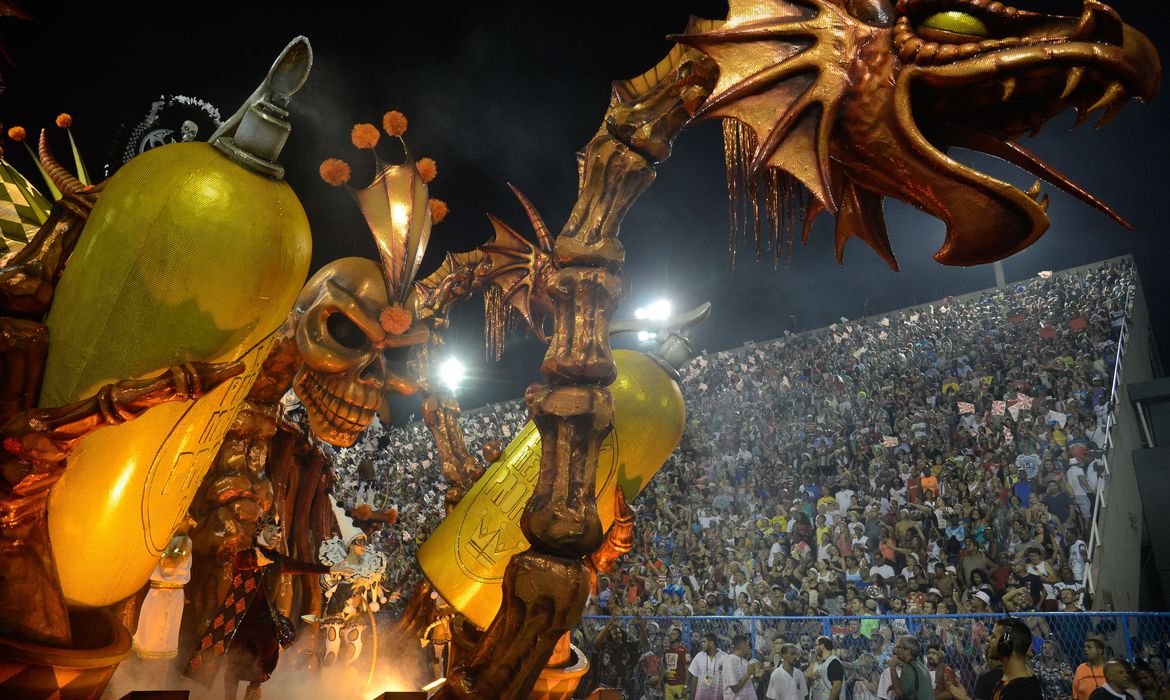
[37,129,85,194]
[506,183,553,252]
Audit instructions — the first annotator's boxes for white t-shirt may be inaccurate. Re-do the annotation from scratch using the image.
[870,564,896,580]
[689,650,730,700]
[1067,465,1088,496]
[876,667,894,700]
[722,654,758,700]
[767,665,808,700]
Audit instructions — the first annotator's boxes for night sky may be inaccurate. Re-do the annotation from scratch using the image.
[2,1,1167,416]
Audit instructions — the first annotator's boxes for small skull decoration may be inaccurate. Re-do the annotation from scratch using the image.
[292,257,429,446]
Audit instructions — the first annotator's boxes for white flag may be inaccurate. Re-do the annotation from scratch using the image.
[880,317,890,327]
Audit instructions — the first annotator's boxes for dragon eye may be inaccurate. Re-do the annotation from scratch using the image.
[920,11,991,38]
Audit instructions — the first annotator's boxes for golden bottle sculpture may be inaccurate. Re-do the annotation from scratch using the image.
[418,348,685,629]
[39,38,314,608]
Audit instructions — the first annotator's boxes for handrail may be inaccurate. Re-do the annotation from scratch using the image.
[1082,283,1135,599]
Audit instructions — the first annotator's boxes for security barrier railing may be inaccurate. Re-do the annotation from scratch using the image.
[574,612,1170,699]
[1083,295,1131,598]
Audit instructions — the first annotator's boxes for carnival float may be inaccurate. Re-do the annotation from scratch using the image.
[0,1,1158,698]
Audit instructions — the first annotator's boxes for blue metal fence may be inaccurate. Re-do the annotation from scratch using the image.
[573,613,1170,699]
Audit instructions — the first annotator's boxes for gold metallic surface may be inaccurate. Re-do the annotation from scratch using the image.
[418,350,684,630]
[355,151,432,304]
[40,142,311,607]
[679,0,1160,266]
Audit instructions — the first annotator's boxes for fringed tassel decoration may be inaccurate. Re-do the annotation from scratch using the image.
[483,285,510,362]
[722,118,809,268]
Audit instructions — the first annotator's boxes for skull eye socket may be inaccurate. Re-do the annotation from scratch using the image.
[327,312,368,350]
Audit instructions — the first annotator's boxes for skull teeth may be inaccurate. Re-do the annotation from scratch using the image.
[295,370,378,443]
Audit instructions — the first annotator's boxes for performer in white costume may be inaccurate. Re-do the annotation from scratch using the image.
[133,533,193,658]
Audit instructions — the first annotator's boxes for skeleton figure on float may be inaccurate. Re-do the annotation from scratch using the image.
[314,497,389,667]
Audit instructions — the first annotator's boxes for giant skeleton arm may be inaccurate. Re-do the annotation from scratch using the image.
[413,185,557,512]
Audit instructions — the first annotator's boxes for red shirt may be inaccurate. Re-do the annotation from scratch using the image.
[663,644,690,685]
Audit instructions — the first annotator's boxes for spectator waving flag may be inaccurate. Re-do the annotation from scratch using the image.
[881,435,899,448]
[992,400,1006,416]
[1003,425,1014,444]
[958,402,975,414]
[1007,404,1021,421]
[1013,393,1033,410]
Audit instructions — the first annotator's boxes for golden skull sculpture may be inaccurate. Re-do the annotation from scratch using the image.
[292,257,428,446]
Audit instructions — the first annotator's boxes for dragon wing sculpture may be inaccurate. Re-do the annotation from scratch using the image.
[415,183,556,358]
[678,0,1159,267]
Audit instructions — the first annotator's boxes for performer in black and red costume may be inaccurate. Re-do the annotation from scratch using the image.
[184,514,339,700]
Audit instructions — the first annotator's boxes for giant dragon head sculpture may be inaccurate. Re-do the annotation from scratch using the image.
[678,0,1159,267]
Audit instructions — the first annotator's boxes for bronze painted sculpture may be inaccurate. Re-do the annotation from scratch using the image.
[0,3,1157,698]
[419,2,1158,698]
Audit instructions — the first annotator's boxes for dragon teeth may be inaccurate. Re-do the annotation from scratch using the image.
[1002,77,1017,101]
[1061,67,1086,99]
[1088,82,1126,114]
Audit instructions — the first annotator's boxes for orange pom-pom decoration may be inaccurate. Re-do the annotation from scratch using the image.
[416,157,437,184]
[380,305,413,335]
[55,113,73,128]
[429,198,449,224]
[385,507,399,525]
[7,126,25,142]
[351,123,380,150]
[319,158,352,187]
[382,110,408,137]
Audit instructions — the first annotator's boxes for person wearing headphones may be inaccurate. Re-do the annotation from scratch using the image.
[989,617,1042,699]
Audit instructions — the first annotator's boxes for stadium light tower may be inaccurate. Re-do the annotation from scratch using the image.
[634,299,672,322]
[439,357,466,392]
[633,299,672,344]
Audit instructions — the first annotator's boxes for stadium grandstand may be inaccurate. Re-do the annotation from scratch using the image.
[324,256,1168,700]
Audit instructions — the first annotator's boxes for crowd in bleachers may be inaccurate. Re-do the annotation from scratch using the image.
[588,262,1132,624]
[326,259,1156,698]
